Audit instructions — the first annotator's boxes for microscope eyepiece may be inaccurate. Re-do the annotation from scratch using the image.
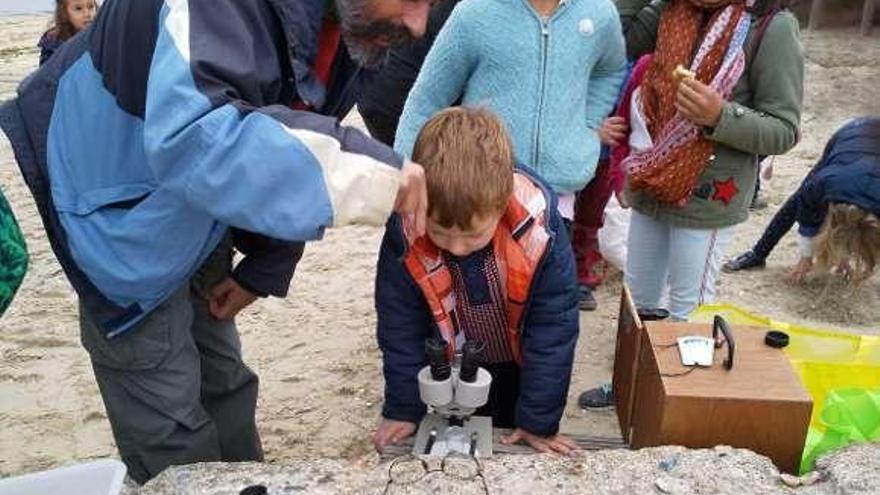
[459,340,486,383]
[426,337,451,381]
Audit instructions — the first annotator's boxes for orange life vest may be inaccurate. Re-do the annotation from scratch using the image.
[402,173,552,365]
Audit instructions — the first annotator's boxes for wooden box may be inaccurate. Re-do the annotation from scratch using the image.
[624,320,813,474]
[611,286,645,443]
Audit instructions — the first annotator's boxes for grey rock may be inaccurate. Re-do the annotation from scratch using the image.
[138,460,386,495]
[131,443,880,495]
[810,443,880,494]
[655,475,694,494]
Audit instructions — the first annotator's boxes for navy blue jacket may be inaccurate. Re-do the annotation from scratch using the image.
[0,0,402,336]
[38,31,64,66]
[375,169,579,436]
[797,117,880,237]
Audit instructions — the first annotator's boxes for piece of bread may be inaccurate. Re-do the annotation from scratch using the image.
[673,65,696,83]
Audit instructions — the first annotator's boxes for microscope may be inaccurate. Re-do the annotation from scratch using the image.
[412,338,494,457]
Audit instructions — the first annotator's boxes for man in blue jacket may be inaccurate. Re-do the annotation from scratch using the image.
[0,0,431,483]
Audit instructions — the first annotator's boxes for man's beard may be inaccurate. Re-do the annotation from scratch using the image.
[344,36,393,68]
[336,0,415,68]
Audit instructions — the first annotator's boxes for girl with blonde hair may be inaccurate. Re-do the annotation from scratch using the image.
[724,117,880,283]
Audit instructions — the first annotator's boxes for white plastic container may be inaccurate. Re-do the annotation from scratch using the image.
[0,459,127,495]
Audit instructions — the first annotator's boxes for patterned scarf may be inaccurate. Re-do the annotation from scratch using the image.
[625,0,752,204]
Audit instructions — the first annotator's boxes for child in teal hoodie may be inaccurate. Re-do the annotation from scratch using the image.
[394,0,627,205]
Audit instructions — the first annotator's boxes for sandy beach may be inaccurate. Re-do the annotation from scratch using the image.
[0,13,878,478]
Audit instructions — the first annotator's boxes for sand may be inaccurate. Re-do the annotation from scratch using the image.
[0,13,878,478]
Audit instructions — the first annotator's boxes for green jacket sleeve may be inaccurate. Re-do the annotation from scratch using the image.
[0,188,27,317]
[615,0,666,60]
[707,12,804,156]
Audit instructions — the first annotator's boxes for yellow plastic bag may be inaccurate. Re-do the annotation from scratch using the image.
[690,303,880,473]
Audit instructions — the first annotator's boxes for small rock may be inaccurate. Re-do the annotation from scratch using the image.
[781,471,824,488]
[654,475,692,494]
[715,445,734,457]
[658,457,678,472]
[801,471,823,486]
[780,473,801,487]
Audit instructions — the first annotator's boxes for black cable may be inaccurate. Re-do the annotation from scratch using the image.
[660,367,697,378]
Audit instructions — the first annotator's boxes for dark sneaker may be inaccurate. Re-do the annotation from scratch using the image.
[750,193,769,210]
[722,250,766,273]
[578,284,598,311]
[578,383,614,409]
[637,308,670,321]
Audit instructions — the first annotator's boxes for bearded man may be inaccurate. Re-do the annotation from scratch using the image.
[0,0,432,483]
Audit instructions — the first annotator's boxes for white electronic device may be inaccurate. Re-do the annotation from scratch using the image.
[677,336,715,367]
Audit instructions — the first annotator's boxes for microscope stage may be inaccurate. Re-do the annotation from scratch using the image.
[412,414,493,457]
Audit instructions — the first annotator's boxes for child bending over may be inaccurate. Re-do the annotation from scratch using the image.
[373,107,580,455]
[724,117,880,284]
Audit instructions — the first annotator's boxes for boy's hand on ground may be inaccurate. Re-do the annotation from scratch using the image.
[788,257,814,284]
[395,161,428,238]
[500,428,580,456]
[208,277,258,320]
[675,78,724,128]
[373,419,417,453]
[598,116,628,147]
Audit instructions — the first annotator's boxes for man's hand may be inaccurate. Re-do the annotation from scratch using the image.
[789,257,814,284]
[373,419,417,453]
[500,428,580,456]
[597,116,628,147]
[395,161,428,238]
[675,77,725,128]
[208,277,258,320]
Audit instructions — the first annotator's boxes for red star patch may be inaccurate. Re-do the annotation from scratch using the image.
[712,177,739,205]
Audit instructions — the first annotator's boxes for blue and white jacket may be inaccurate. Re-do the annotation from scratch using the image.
[0,0,403,337]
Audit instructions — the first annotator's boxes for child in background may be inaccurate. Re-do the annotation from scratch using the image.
[38,0,97,66]
[394,1,626,312]
[578,0,803,409]
[373,107,580,455]
[570,117,630,310]
[724,117,880,284]
[617,0,803,321]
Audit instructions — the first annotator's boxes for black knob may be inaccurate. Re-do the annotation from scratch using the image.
[459,341,486,383]
[426,338,451,381]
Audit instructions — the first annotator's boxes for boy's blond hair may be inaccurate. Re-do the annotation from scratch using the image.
[412,107,514,230]
[815,203,880,285]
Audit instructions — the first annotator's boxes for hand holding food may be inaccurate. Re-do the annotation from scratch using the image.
[675,76,725,128]
[673,64,696,84]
